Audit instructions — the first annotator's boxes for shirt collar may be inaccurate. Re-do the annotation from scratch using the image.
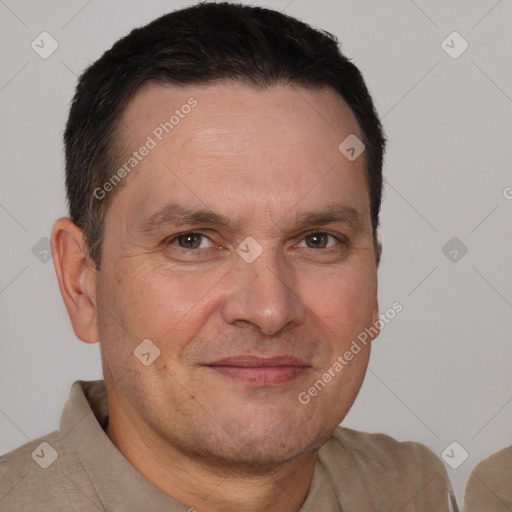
[59,380,340,512]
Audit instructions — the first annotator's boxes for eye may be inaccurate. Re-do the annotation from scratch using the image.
[299,232,341,249]
[169,232,215,250]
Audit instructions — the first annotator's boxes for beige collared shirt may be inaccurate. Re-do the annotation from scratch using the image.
[0,380,457,511]
[465,446,512,512]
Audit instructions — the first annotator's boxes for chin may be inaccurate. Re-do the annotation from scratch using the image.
[199,415,328,473]
[203,439,312,474]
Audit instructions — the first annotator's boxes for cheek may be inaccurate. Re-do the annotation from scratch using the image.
[103,262,223,342]
[304,262,377,339]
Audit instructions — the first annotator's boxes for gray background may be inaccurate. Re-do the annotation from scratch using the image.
[1,0,511,507]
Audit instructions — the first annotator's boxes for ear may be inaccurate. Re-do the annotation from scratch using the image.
[371,233,381,340]
[51,217,99,344]
[374,234,382,268]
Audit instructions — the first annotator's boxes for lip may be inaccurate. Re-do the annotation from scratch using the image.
[204,355,311,385]
[207,355,309,367]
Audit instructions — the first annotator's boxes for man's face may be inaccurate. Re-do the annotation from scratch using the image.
[94,82,379,469]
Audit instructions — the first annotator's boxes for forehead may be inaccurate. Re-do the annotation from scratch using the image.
[118,80,362,151]
[111,81,369,225]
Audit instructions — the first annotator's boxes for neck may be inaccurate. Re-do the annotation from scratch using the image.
[105,407,318,512]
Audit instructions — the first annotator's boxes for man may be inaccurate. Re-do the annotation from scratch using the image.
[465,446,512,511]
[0,2,457,511]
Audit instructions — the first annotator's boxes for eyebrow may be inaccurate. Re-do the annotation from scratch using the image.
[136,202,366,235]
[137,203,232,234]
[294,204,365,231]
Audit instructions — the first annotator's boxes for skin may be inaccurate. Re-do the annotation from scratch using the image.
[52,82,381,512]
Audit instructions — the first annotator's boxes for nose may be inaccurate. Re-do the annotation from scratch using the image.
[221,244,307,336]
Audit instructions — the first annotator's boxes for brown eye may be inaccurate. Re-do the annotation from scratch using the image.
[303,232,336,249]
[171,233,213,250]
[177,233,201,249]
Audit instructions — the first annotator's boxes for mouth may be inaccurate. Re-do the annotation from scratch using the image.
[204,355,312,385]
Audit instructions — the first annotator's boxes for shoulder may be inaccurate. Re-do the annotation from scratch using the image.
[333,427,444,467]
[0,431,59,509]
[0,431,95,511]
[323,426,445,470]
[318,427,456,510]
[465,446,512,512]
[1,430,62,479]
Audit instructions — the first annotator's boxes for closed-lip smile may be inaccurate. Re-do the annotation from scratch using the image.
[204,355,311,385]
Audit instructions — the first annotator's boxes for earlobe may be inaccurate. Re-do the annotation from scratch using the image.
[51,217,99,344]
